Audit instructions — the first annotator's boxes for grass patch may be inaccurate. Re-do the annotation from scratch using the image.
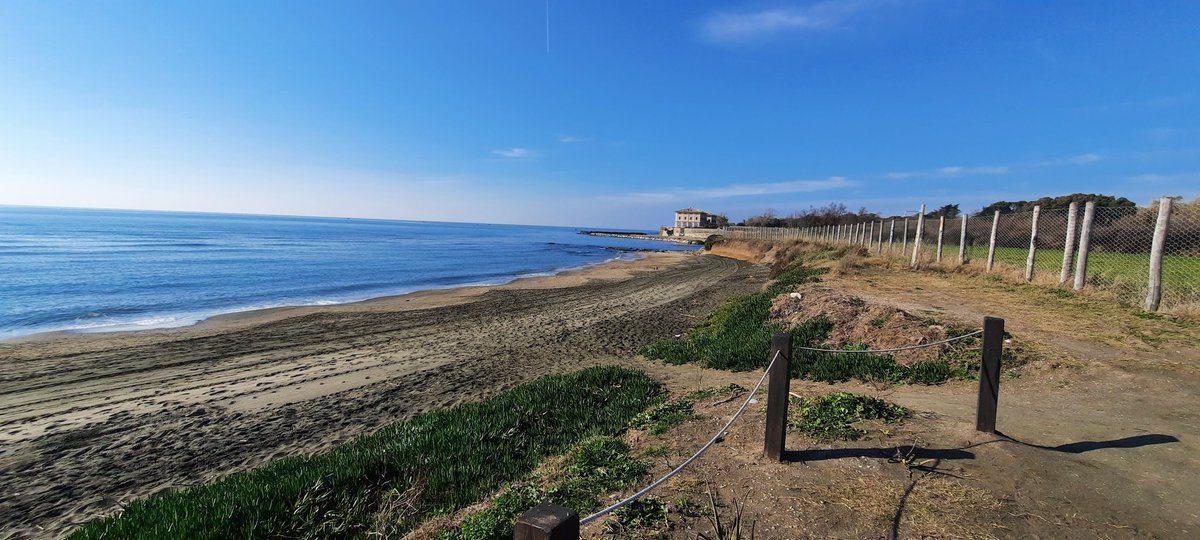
[72,367,661,540]
[631,384,749,435]
[642,265,825,371]
[446,435,648,540]
[789,392,907,442]
[608,497,669,536]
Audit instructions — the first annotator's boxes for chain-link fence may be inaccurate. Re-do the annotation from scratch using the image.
[723,197,1200,312]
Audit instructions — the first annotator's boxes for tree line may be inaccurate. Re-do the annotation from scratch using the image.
[732,193,1140,227]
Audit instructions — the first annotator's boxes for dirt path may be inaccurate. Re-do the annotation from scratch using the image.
[0,253,767,539]
[827,267,1200,538]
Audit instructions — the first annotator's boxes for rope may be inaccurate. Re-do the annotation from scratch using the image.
[579,350,781,526]
[794,330,982,354]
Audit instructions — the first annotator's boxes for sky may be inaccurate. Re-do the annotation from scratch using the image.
[2,1,1198,229]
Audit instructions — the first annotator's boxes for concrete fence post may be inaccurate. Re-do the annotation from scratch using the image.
[877,220,884,254]
[935,215,945,263]
[1059,201,1079,284]
[888,220,895,254]
[902,218,909,257]
[986,210,1000,273]
[1024,206,1040,282]
[1145,197,1174,312]
[958,214,968,264]
[1073,202,1096,291]
[911,204,926,268]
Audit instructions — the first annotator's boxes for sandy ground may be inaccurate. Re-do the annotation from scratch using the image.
[0,252,768,539]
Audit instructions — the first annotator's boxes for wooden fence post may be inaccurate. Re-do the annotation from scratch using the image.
[764,332,792,461]
[975,316,1005,434]
[935,216,945,263]
[1146,197,1174,312]
[910,205,926,268]
[515,502,579,540]
[1024,206,1040,282]
[1059,201,1079,284]
[958,214,968,264]
[1073,202,1096,291]
[902,218,909,255]
[986,210,1000,273]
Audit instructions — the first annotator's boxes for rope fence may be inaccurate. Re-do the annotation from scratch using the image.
[513,317,1007,539]
[579,350,780,525]
[794,329,982,354]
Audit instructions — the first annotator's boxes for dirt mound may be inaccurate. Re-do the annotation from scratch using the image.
[768,285,951,364]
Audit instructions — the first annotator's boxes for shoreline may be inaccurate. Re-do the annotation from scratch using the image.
[2,251,690,345]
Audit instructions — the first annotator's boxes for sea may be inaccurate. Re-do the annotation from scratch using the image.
[0,206,695,340]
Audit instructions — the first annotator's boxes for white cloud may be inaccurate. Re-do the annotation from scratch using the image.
[606,176,854,203]
[941,165,1009,175]
[699,0,889,43]
[491,148,535,159]
[1066,153,1103,164]
[557,135,589,143]
[1131,171,1200,183]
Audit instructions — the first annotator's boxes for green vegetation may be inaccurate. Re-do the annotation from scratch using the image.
[791,317,977,384]
[643,263,984,385]
[609,497,670,535]
[945,243,1200,301]
[642,265,825,371]
[72,367,661,540]
[448,435,648,540]
[631,384,747,435]
[789,392,908,442]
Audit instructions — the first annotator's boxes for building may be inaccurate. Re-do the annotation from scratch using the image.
[674,208,713,229]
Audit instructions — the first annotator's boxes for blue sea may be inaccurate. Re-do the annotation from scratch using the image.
[0,207,693,340]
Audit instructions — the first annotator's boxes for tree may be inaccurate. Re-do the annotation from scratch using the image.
[927,204,960,218]
[710,213,730,228]
[976,193,1135,216]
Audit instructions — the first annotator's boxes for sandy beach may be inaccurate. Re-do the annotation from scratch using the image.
[0,252,765,538]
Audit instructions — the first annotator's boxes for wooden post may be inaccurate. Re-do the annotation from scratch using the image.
[1073,202,1095,290]
[1059,201,1079,284]
[902,218,909,256]
[910,204,926,268]
[958,214,968,264]
[1024,206,1040,281]
[1145,197,1174,312]
[764,332,792,461]
[515,502,579,540]
[935,216,945,263]
[976,317,1005,434]
[888,220,895,254]
[986,210,1000,273]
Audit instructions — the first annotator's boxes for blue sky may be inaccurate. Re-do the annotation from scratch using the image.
[2,1,1198,229]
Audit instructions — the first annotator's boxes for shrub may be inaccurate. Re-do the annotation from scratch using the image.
[789,392,907,442]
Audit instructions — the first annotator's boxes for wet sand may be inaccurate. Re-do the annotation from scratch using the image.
[0,252,766,538]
